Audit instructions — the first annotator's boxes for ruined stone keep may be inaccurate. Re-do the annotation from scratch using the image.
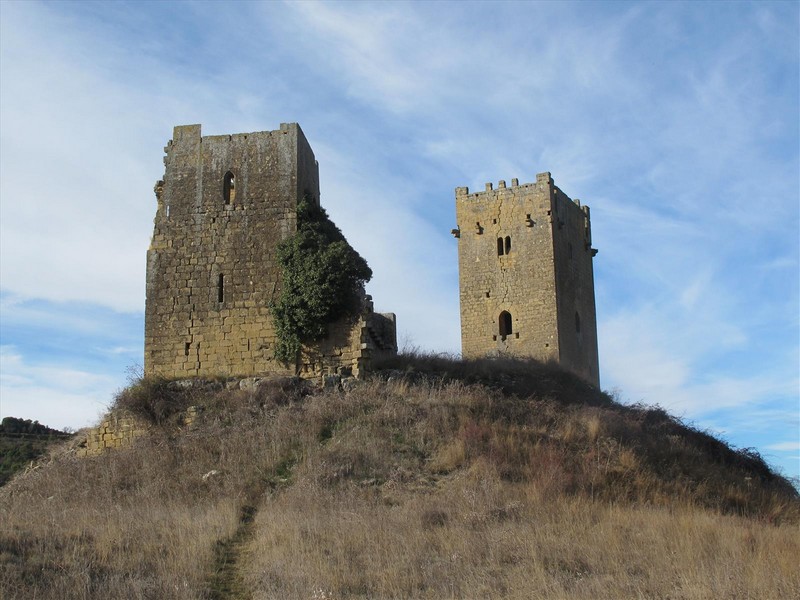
[145,123,396,380]
[453,172,600,386]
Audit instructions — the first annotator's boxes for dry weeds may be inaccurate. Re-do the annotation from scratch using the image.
[1,361,797,599]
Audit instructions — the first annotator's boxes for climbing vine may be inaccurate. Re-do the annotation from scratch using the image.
[270,196,372,363]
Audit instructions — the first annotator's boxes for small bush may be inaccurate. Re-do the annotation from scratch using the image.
[112,377,195,426]
[420,509,449,528]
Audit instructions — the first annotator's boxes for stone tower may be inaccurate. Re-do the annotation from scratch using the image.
[453,172,599,386]
[145,123,396,380]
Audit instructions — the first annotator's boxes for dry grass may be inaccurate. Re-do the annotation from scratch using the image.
[244,466,799,599]
[1,359,797,599]
[0,449,240,598]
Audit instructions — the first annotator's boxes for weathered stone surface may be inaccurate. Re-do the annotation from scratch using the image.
[74,411,148,457]
[454,172,600,386]
[144,123,397,381]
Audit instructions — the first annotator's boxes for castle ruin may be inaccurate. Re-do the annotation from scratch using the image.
[144,124,597,386]
[453,172,600,386]
[145,123,396,381]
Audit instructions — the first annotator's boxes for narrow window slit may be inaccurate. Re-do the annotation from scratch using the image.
[223,171,236,205]
[499,311,513,341]
[218,274,225,303]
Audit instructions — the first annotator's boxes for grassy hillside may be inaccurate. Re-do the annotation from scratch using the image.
[1,356,797,599]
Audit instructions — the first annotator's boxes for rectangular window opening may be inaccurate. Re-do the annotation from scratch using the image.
[184,342,190,356]
[217,274,224,303]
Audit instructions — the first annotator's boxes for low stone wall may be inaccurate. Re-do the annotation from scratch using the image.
[74,412,148,457]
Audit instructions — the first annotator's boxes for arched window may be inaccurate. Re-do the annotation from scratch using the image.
[505,236,511,254]
[223,171,236,205]
[497,237,504,256]
[499,311,513,340]
[575,311,581,334]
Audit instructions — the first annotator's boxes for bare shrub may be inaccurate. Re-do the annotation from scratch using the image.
[421,509,449,528]
[112,376,195,426]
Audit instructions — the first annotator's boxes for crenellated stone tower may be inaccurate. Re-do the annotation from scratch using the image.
[145,123,396,380]
[453,172,599,386]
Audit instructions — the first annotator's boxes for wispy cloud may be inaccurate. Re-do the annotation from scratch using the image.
[766,442,800,452]
[0,346,118,430]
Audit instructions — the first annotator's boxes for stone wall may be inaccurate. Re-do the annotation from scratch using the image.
[145,123,396,381]
[454,172,599,386]
[300,297,397,379]
[74,412,148,457]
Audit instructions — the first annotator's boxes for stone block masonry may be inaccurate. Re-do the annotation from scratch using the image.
[454,172,600,386]
[74,412,147,457]
[145,123,396,381]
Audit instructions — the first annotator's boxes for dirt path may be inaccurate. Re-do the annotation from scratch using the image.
[207,457,297,599]
[208,498,260,599]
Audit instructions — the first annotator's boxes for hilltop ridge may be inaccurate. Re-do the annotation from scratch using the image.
[1,356,797,599]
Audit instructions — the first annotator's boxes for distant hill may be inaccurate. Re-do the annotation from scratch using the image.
[0,417,73,486]
[1,356,797,599]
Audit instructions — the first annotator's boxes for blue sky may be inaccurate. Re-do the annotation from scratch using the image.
[1,1,798,481]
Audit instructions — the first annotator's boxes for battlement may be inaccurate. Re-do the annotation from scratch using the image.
[455,171,554,197]
[455,173,592,230]
[169,122,301,141]
[455,172,584,201]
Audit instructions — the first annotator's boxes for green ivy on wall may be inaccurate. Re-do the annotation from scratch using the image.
[270,196,372,363]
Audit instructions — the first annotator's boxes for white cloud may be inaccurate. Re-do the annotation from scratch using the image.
[765,442,800,452]
[0,2,284,311]
[0,346,117,430]
[599,300,796,420]
[309,139,461,353]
